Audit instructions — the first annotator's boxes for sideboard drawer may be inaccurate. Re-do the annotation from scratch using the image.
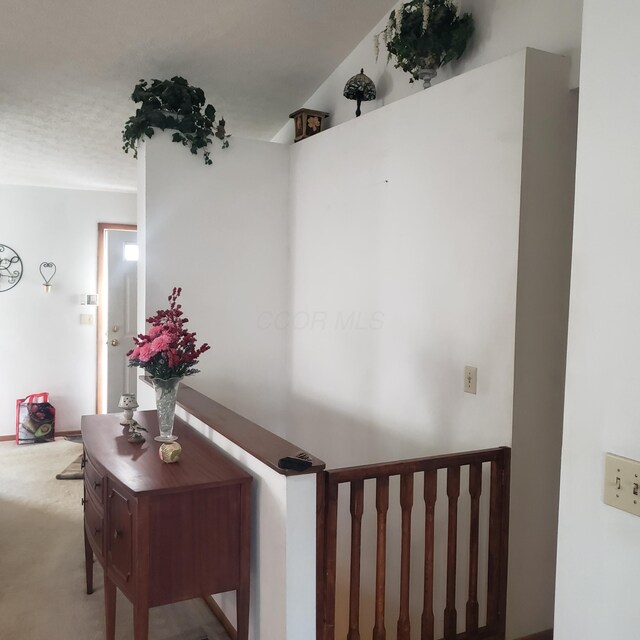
[84,456,104,505]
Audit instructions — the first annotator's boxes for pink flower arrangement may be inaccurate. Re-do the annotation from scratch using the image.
[127,287,210,380]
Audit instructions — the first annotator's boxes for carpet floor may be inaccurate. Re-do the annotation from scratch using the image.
[0,439,230,640]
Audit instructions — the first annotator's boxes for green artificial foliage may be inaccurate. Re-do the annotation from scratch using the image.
[378,0,474,84]
[122,76,230,165]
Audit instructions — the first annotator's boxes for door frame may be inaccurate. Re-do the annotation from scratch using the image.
[96,223,138,414]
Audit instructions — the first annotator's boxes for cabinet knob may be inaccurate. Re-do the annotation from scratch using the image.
[93,481,101,489]
[113,529,123,540]
[94,528,101,536]
[81,498,87,506]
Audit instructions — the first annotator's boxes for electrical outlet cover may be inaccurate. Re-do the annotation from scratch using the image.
[464,365,477,394]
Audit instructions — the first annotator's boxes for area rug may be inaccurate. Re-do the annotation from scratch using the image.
[55,454,84,480]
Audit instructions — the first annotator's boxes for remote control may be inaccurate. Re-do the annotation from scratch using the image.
[278,451,313,471]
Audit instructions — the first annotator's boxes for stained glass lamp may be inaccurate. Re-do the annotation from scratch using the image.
[343,68,376,117]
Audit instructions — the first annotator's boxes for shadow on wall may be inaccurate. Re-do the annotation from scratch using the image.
[286,381,506,470]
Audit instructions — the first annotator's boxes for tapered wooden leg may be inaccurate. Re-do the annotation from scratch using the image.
[84,528,94,595]
[104,574,116,640]
[134,604,149,640]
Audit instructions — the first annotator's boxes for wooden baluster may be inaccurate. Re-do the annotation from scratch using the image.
[323,479,339,640]
[444,466,460,639]
[348,480,365,640]
[466,463,482,632]
[487,450,511,637]
[487,459,501,629]
[499,450,511,638]
[317,472,327,640]
[397,473,414,640]
[421,469,437,640]
[373,476,389,640]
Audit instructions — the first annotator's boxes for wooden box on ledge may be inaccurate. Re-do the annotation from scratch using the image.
[289,108,330,143]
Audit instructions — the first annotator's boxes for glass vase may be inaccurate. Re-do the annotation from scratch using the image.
[151,376,182,442]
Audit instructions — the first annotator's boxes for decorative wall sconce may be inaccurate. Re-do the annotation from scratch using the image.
[39,261,56,293]
[0,244,23,293]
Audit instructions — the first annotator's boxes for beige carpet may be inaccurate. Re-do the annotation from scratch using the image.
[0,439,230,640]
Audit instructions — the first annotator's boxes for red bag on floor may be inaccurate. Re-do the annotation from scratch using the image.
[15,392,55,445]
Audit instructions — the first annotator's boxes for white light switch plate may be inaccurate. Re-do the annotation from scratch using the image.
[464,366,477,394]
[604,453,640,517]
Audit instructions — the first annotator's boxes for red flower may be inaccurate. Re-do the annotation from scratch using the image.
[127,288,210,379]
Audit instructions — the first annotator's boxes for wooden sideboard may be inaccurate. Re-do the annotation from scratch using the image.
[81,411,252,640]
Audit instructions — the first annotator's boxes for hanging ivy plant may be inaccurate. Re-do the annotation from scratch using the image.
[375,0,474,86]
[122,76,230,166]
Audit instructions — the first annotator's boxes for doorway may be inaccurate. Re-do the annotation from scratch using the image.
[96,223,138,413]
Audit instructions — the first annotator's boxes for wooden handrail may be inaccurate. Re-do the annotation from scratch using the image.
[319,446,510,640]
[141,376,325,476]
[323,447,505,483]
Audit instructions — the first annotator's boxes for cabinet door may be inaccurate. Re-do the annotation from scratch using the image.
[107,486,134,589]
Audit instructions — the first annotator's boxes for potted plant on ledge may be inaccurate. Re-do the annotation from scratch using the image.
[375,0,474,88]
[122,76,230,165]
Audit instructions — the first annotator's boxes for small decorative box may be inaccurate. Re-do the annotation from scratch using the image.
[159,442,182,463]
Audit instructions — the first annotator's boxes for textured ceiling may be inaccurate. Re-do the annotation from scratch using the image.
[0,0,396,192]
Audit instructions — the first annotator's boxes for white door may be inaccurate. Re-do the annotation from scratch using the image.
[105,229,138,412]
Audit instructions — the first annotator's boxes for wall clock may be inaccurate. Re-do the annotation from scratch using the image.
[0,244,23,292]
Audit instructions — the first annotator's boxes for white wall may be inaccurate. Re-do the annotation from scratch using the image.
[287,49,521,466]
[272,0,582,143]
[175,404,317,640]
[140,136,313,640]
[0,185,136,436]
[555,1,640,638]
[140,50,575,639]
[508,50,576,637]
[139,135,290,436]
[286,49,575,638]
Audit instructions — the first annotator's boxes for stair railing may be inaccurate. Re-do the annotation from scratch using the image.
[317,447,510,640]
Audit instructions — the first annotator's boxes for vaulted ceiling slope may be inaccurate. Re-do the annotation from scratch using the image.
[0,0,396,192]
